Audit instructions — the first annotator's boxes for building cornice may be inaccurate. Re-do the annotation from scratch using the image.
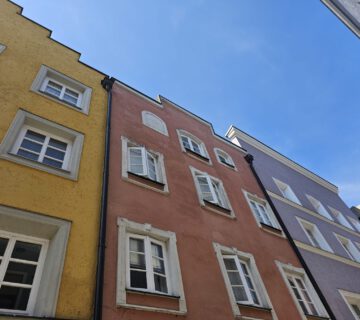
[226,126,338,194]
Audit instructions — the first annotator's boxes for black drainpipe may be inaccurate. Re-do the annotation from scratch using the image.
[244,153,336,320]
[93,76,114,320]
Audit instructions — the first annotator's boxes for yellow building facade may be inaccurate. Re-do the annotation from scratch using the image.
[0,1,107,318]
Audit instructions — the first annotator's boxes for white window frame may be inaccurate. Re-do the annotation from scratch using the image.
[339,290,360,320]
[190,166,234,217]
[0,231,48,315]
[141,111,168,136]
[121,136,168,193]
[213,242,276,318]
[276,261,328,320]
[329,207,355,230]
[273,178,301,205]
[126,233,170,294]
[349,217,360,232]
[214,148,236,169]
[306,195,333,221]
[335,234,360,262]
[243,190,281,230]
[176,129,210,162]
[0,205,71,317]
[296,217,333,252]
[0,110,84,180]
[31,65,92,114]
[117,218,187,315]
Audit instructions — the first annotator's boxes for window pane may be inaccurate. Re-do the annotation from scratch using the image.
[45,147,65,161]
[130,270,147,289]
[151,243,163,258]
[42,157,63,168]
[223,258,237,270]
[0,238,9,256]
[152,257,165,275]
[197,176,214,202]
[191,140,201,154]
[181,136,190,149]
[48,138,67,151]
[63,89,79,105]
[0,286,31,311]
[11,241,41,262]
[129,149,144,174]
[130,238,144,253]
[25,130,46,143]
[258,204,272,226]
[147,154,157,181]
[232,286,248,302]
[20,139,43,153]
[45,81,62,97]
[227,271,242,285]
[154,274,168,293]
[130,253,146,270]
[17,149,39,161]
[351,304,360,317]
[4,262,37,285]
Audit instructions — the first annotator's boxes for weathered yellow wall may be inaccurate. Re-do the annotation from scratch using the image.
[0,1,107,318]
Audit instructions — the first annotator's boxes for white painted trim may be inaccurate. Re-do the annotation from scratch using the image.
[296,216,333,253]
[226,126,338,194]
[213,242,278,320]
[116,218,187,315]
[273,177,301,205]
[121,136,169,194]
[275,261,328,320]
[0,205,71,317]
[339,289,360,320]
[190,166,235,218]
[0,109,84,180]
[334,233,360,262]
[295,240,360,269]
[31,65,92,115]
[321,0,360,38]
[329,206,355,231]
[176,129,211,162]
[213,147,237,170]
[268,191,360,239]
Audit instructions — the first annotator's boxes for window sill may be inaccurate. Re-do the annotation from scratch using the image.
[0,152,76,180]
[304,314,330,320]
[260,222,282,233]
[125,171,168,194]
[126,288,180,300]
[219,160,236,170]
[202,200,235,219]
[237,303,272,312]
[184,147,211,163]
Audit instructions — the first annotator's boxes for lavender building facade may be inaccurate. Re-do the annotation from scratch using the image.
[227,126,360,320]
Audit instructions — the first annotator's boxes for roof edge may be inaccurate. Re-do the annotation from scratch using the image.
[226,125,339,194]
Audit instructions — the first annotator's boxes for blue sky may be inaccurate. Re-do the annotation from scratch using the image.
[15,0,360,206]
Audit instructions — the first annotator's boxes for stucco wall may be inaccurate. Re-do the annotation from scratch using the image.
[103,83,307,319]
[0,1,107,318]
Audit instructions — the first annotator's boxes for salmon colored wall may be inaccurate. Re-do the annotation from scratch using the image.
[104,83,305,319]
[0,1,107,318]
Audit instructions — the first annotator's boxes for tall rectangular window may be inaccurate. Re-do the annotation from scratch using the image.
[329,207,354,230]
[336,235,360,262]
[128,147,159,182]
[306,195,333,220]
[273,178,301,205]
[0,232,48,314]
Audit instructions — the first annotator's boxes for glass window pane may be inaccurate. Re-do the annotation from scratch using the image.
[154,274,168,293]
[48,138,67,151]
[45,81,62,97]
[0,237,9,256]
[63,89,79,105]
[11,241,41,262]
[130,270,147,289]
[25,130,46,143]
[17,149,39,161]
[4,262,37,285]
[129,252,146,270]
[42,157,63,168]
[20,139,42,153]
[151,243,163,258]
[152,257,165,275]
[232,286,248,302]
[351,304,360,317]
[181,136,190,149]
[0,285,31,311]
[129,238,144,253]
[227,271,243,285]
[45,147,65,161]
[223,258,237,271]
[191,141,201,154]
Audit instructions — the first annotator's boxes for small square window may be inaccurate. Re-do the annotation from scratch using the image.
[31,65,92,114]
[121,137,168,193]
[0,110,84,180]
[244,191,281,232]
[297,217,333,252]
[117,218,187,315]
[190,167,234,217]
[273,178,301,205]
